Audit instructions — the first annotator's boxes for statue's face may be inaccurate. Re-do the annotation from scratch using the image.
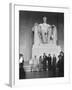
[43,17,47,23]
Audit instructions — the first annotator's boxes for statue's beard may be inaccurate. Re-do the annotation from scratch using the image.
[43,21,47,23]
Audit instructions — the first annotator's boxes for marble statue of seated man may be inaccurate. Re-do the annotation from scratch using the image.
[38,16,51,44]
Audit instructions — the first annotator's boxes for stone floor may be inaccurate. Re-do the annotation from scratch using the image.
[21,70,64,79]
[20,61,64,79]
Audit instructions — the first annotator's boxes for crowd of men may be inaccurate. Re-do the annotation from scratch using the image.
[30,51,64,74]
[19,51,64,79]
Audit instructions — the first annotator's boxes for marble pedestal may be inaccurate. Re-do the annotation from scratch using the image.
[32,43,61,60]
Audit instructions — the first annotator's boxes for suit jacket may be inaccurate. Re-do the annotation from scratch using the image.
[47,56,51,65]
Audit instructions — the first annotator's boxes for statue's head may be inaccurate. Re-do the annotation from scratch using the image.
[43,16,47,23]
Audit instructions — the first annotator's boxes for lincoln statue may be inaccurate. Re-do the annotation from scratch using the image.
[32,16,57,45]
[38,16,51,43]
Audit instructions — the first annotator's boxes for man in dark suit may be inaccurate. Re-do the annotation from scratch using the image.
[43,53,47,71]
[52,54,56,70]
[52,54,57,76]
[47,54,52,71]
[60,51,64,61]
[19,54,26,79]
[57,52,64,77]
